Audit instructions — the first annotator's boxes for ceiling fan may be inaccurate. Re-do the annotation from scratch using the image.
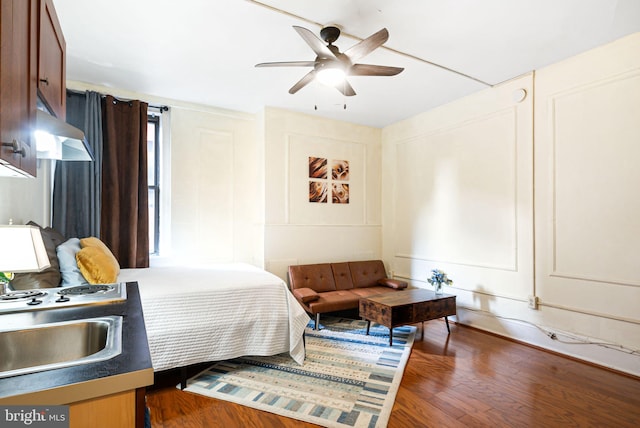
[255,25,404,96]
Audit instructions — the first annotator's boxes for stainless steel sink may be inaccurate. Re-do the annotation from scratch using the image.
[0,316,122,378]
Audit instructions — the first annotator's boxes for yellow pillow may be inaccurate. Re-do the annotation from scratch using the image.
[76,237,120,284]
[81,237,115,253]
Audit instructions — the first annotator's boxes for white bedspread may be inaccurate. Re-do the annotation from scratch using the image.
[118,263,309,371]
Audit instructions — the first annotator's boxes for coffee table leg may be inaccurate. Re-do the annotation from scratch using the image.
[366,320,371,335]
[445,316,450,334]
[389,328,393,346]
[421,321,424,340]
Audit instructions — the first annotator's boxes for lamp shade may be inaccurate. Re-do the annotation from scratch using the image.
[0,225,51,273]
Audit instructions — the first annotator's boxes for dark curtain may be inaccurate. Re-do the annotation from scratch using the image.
[52,91,103,239]
[100,95,149,268]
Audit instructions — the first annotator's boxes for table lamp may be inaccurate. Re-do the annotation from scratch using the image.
[0,225,51,293]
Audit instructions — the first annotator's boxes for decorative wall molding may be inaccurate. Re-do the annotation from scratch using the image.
[549,70,640,287]
[549,273,640,288]
[393,106,519,147]
[395,253,518,272]
[286,133,368,226]
[170,113,237,261]
[393,106,521,271]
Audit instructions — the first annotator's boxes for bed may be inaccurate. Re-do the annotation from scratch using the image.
[13,228,308,373]
[117,263,309,372]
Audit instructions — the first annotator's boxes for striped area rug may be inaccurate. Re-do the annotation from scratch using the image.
[183,317,416,427]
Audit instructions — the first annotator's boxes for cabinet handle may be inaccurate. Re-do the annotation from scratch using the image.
[39,77,49,85]
[2,140,26,157]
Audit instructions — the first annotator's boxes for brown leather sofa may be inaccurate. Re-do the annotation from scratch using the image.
[288,260,408,329]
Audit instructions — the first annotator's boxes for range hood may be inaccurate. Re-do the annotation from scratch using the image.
[35,109,94,161]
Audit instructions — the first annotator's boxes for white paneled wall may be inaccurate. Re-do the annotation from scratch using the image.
[383,74,534,301]
[383,33,640,375]
[534,33,640,345]
[263,107,382,281]
[170,119,235,261]
[169,106,261,265]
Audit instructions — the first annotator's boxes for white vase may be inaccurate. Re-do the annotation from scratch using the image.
[434,283,443,295]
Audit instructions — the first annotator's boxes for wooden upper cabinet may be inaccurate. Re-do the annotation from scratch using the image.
[37,0,65,120]
[0,0,37,177]
[0,0,66,177]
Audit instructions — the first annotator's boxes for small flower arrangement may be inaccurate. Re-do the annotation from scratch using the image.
[0,272,13,293]
[427,269,452,293]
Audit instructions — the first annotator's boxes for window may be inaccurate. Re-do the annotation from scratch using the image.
[147,114,160,254]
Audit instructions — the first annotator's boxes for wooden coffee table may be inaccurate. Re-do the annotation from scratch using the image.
[359,289,456,346]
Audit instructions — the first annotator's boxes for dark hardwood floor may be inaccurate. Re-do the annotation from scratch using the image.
[146,319,640,427]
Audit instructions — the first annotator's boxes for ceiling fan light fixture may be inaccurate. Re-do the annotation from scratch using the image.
[256,25,401,96]
[316,67,346,86]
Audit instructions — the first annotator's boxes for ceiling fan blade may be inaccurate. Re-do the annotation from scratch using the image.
[293,26,336,59]
[334,79,356,97]
[289,70,316,94]
[349,63,404,76]
[344,28,389,62]
[256,61,316,68]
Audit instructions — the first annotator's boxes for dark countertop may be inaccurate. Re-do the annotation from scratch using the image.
[0,282,154,404]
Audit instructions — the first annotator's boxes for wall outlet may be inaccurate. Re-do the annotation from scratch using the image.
[528,295,539,310]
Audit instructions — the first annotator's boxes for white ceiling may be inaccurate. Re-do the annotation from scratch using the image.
[53,0,640,128]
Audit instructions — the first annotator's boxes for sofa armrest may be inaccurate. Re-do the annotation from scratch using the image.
[293,287,320,303]
[377,278,408,289]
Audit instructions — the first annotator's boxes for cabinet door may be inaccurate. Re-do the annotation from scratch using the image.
[69,390,136,428]
[38,0,65,119]
[0,0,37,177]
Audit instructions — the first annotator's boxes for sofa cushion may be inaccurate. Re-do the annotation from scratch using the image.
[288,263,336,293]
[350,286,399,298]
[349,260,387,288]
[307,290,361,313]
[331,262,353,290]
